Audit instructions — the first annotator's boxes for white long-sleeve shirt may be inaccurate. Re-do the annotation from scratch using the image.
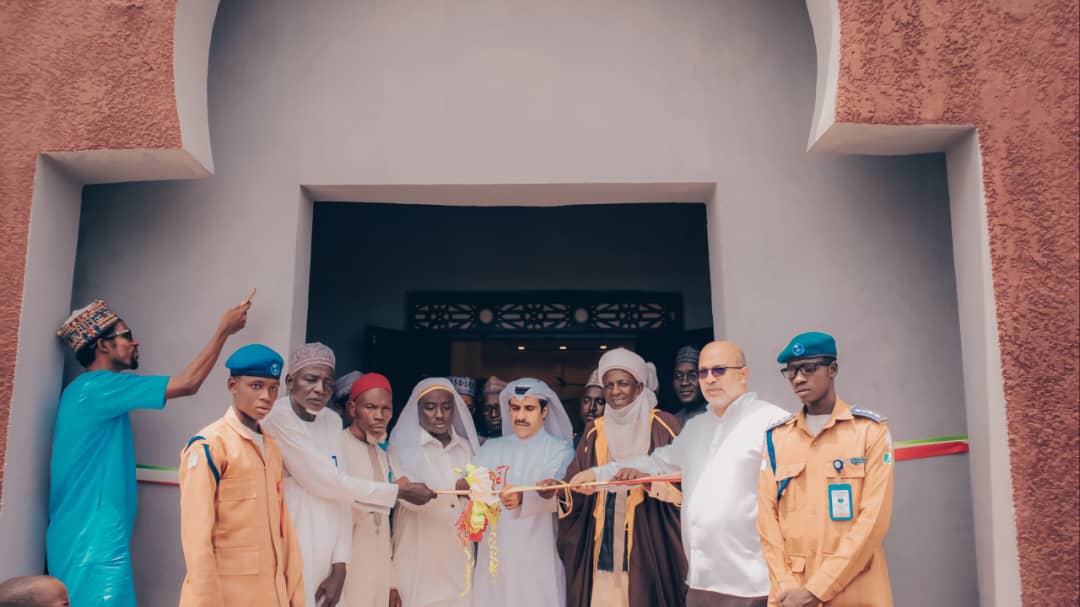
[595,391,789,598]
[389,429,474,607]
[263,399,399,605]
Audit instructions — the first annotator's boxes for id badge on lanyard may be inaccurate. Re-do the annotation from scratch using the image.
[829,483,853,521]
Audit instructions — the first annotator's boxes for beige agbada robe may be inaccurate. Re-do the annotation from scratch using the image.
[340,428,395,607]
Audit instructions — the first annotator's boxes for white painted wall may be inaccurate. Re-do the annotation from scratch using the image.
[0,158,82,580]
[946,131,1022,607]
[65,1,977,604]
[174,0,221,174]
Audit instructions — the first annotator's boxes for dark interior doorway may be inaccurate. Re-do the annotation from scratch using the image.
[307,202,715,428]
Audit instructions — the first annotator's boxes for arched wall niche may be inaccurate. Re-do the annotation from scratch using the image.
[0,1,1074,606]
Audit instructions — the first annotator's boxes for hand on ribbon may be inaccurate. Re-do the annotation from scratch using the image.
[612,467,651,491]
[395,476,437,505]
[536,478,561,500]
[568,469,598,494]
[499,485,522,510]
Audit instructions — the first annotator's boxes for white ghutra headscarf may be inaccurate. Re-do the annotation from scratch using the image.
[388,377,481,484]
[597,348,659,461]
[498,377,574,442]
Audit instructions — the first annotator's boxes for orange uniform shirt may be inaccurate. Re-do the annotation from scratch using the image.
[179,408,306,607]
[757,398,893,606]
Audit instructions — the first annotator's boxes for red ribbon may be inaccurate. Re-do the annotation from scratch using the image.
[894,440,969,462]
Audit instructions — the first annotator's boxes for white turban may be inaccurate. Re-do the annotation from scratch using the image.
[597,348,658,460]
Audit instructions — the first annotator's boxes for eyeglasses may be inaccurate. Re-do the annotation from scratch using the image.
[696,366,745,379]
[673,371,698,382]
[102,328,134,342]
[780,359,833,380]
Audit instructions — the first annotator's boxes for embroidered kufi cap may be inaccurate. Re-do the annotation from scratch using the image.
[56,300,120,354]
[674,345,701,365]
[289,342,336,375]
[449,376,477,398]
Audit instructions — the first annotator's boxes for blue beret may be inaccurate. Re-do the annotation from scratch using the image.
[777,331,837,364]
[225,344,284,378]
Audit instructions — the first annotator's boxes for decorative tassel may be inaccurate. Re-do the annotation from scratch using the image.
[454,464,502,594]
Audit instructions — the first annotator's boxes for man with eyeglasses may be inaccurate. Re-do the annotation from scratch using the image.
[672,345,707,426]
[583,341,788,607]
[50,294,253,607]
[758,332,894,607]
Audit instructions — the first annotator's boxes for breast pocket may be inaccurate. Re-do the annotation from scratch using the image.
[774,463,806,512]
[215,477,259,548]
[826,461,865,517]
[218,477,257,501]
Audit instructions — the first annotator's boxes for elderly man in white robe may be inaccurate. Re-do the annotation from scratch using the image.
[264,344,436,607]
[388,378,481,607]
[563,348,687,607]
[472,378,575,607]
[579,341,788,607]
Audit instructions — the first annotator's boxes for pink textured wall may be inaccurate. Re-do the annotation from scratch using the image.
[0,0,181,502]
[0,2,1076,602]
[836,1,1080,604]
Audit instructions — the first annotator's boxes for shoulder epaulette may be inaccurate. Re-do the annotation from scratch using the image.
[851,407,887,423]
[185,434,208,450]
[184,434,220,484]
[766,413,795,431]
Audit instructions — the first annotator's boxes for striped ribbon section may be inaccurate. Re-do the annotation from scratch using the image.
[136,434,970,487]
[893,435,969,462]
[136,464,180,486]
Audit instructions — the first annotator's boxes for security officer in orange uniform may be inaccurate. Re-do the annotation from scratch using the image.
[757,332,893,607]
[179,344,306,607]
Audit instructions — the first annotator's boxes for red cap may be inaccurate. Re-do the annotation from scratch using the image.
[350,372,392,401]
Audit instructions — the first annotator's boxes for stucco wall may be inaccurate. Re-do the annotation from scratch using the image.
[835,2,1080,604]
[66,2,974,605]
[0,0,180,524]
[0,1,1074,605]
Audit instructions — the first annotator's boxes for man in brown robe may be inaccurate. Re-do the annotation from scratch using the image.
[558,348,688,607]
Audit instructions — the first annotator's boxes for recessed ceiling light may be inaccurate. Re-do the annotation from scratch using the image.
[517,345,526,351]
[599,345,608,350]
[559,345,568,351]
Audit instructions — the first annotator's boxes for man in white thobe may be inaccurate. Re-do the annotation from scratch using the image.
[265,344,435,607]
[472,378,575,607]
[584,341,789,607]
[388,378,481,607]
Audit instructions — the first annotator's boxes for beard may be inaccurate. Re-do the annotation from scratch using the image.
[128,354,140,370]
